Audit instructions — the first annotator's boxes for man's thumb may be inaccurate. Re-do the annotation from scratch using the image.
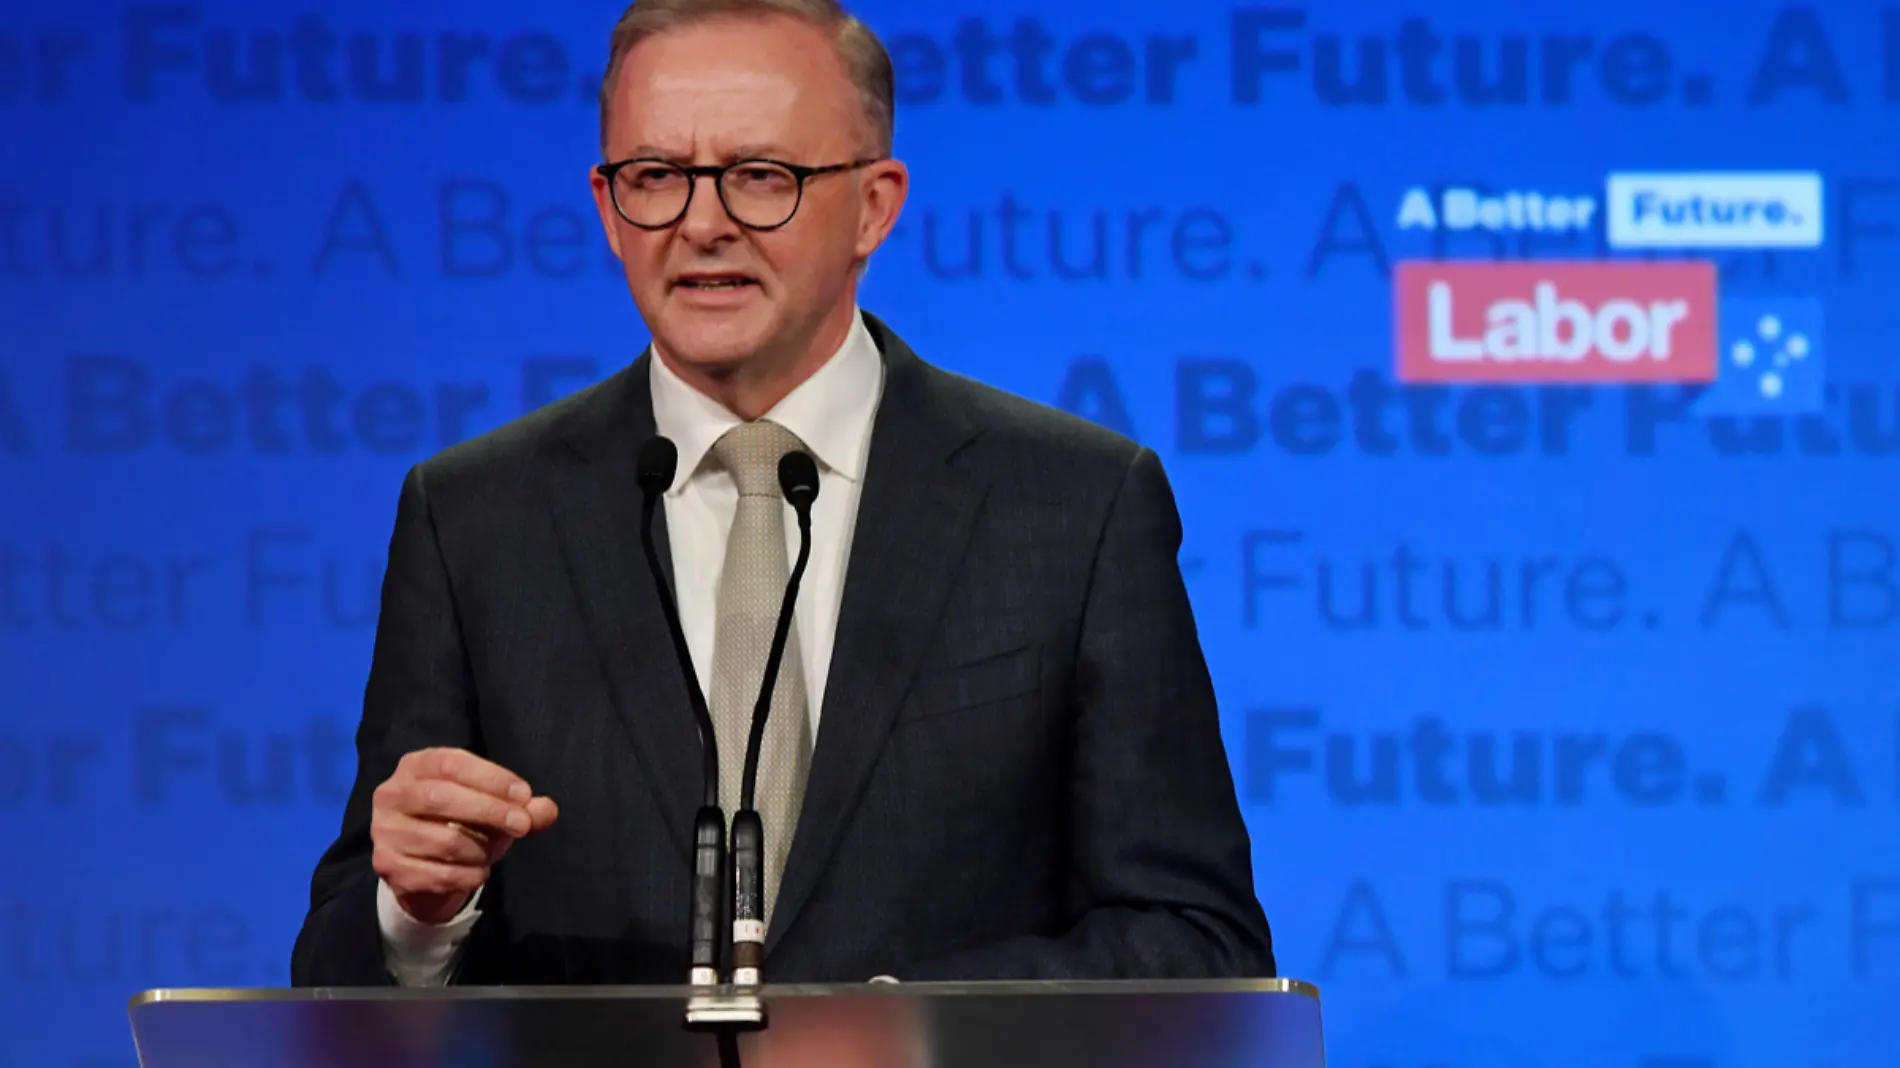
[526,795,559,832]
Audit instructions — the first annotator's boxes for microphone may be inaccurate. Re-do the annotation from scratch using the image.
[636,437,727,989]
[729,448,820,987]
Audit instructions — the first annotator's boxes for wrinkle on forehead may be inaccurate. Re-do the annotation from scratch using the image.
[605,19,864,158]
[627,75,804,158]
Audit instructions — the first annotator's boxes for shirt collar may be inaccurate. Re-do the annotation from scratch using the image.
[649,308,884,494]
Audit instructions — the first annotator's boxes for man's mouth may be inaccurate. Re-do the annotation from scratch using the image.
[674,273,757,290]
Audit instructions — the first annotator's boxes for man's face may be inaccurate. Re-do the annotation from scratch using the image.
[591,16,906,377]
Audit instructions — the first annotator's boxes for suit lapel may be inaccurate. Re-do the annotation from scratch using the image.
[766,320,986,954]
[543,355,701,858]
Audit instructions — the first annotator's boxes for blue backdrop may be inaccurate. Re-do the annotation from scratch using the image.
[2,0,1894,1065]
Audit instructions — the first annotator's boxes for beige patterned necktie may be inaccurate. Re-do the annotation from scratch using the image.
[707,419,813,930]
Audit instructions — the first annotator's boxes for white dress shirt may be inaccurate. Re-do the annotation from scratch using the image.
[376,309,886,986]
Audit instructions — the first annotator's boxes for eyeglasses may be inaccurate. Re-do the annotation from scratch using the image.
[595,157,882,231]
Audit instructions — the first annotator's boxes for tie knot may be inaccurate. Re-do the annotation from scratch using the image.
[711,419,805,497]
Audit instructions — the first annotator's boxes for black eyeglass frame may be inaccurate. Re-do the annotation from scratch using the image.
[594,156,883,231]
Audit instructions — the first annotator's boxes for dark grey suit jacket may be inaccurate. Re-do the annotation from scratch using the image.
[290,311,1273,985]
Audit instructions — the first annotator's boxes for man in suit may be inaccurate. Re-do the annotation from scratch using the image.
[290,0,1273,987]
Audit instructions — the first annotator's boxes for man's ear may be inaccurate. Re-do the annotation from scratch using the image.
[590,164,627,262]
[854,159,909,259]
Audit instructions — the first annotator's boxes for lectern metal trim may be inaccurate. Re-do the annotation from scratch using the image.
[128,976,1327,1068]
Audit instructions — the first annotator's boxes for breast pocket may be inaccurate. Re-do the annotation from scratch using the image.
[904,643,1041,723]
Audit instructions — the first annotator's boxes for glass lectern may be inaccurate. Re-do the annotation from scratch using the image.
[127,979,1325,1068]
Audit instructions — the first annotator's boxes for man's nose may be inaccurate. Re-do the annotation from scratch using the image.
[676,173,741,243]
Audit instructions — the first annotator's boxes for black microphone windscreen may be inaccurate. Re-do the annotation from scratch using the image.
[638,437,678,498]
[778,450,819,511]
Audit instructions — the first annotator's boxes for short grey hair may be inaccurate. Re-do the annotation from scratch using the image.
[597,0,895,158]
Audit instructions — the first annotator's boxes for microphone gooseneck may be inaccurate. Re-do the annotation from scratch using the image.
[637,436,728,990]
[740,449,819,810]
[730,448,821,988]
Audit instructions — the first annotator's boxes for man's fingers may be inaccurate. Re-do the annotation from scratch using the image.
[410,747,534,804]
[399,777,533,836]
[377,812,496,867]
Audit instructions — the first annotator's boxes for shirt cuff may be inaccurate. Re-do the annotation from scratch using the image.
[376,879,483,987]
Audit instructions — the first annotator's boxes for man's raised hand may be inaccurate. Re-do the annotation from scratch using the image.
[370,747,559,925]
